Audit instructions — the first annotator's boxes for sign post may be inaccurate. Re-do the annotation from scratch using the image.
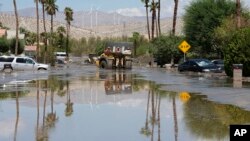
[178,40,191,62]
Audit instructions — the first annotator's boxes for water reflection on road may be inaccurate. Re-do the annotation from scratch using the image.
[1,70,250,141]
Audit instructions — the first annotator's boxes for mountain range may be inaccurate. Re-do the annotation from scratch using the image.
[0,8,184,39]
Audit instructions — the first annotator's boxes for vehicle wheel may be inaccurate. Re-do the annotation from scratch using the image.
[38,68,47,70]
[100,60,108,69]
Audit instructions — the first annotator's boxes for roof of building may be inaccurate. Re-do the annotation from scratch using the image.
[25,45,37,51]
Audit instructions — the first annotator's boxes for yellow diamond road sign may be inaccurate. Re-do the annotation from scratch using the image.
[178,40,191,53]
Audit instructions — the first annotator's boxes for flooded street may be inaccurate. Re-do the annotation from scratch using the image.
[1,65,250,141]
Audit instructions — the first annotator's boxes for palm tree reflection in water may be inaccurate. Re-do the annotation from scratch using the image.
[65,81,73,117]
[140,82,178,141]
[140,82,163,141]
[14,91,19,141]
[36,80,49,141]
[46,78,58,129]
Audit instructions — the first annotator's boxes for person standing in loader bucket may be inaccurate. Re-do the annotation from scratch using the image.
[97,42,133,69]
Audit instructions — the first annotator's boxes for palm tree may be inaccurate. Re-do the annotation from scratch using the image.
[157,0,161,35]
[56,26,66,48]
[150,0,157,39]
[13,0,19,55]
[236,0,241,28]
[141,0,151,40]
[172,0,179,35]
[64,7,73,58]
[45,0,58,36]
[35,0,40,60]
[39,0,48,63]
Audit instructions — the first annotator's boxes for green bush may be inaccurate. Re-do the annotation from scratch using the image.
[183,0,237,57]
[9,38,24,55]
[0,38,9,53]
[137,42,154,56]
[224,28,250,77]
[153,35,183,67]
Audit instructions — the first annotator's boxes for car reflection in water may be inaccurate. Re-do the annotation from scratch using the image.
[104,72,132,95]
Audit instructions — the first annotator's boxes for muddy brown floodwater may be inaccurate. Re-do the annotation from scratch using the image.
[1,65,250,141]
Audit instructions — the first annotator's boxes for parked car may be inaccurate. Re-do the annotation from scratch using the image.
[211,59,224,71]
[178,59,222,73]
[0,56,49,71]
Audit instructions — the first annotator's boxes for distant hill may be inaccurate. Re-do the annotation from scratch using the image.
[0,8,184,39]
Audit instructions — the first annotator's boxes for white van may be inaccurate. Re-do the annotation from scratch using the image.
[55,52,67,60]
[0,56,49,71]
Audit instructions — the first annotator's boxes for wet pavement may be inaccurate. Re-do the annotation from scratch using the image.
[1,64,250,141]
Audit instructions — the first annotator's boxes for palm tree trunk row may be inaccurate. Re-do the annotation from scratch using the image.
[172,0,179,36]
[157,0,161,35]
[41,1,48,63]
[36,0,40,60]
[13,0,19,56]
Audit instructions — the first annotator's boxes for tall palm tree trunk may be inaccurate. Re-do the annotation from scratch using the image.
[66,23,69,58]
[172,0,179,36]
[151,3,156,39]
[42,3,48,63]
[236,0,241,28]
[13,0,19,55]
[145,4,151,40]
[158,0,161,35]
[36,0,40,60]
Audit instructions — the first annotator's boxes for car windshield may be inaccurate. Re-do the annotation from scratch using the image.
[195,60,213,66]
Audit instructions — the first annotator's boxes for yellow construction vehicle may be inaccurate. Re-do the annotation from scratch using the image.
[96,42,133,69]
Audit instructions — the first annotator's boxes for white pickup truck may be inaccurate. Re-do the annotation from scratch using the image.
[0,56,49,72]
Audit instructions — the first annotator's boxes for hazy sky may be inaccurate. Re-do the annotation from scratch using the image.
[0,0,249,17]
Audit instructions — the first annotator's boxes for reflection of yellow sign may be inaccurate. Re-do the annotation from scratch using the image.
[178,40,191,53]
[179,92,191,103]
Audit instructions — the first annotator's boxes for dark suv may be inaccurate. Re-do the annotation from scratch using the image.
[178,59,222,73]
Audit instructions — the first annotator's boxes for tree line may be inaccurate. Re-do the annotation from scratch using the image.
[139,0,250,76]
[2,0,250,76]
[7,0,73,63]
